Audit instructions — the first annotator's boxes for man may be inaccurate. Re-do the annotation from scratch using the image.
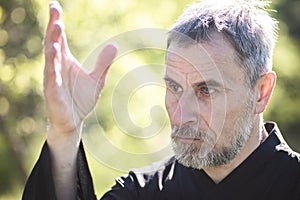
[23,0,300,200]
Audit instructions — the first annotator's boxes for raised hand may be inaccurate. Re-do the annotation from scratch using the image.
[43,2,117,199]
[44,2,117,137]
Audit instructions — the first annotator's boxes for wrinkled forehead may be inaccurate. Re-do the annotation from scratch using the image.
[165,36,244,86]
[166,43,214,74]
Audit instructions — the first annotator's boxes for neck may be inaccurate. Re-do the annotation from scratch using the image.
[203,117,268,184]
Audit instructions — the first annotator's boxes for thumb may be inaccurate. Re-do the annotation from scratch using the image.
[89,43,118,81]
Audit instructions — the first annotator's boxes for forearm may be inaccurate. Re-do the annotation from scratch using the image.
[47,124,82,200]
[37,1,117,198]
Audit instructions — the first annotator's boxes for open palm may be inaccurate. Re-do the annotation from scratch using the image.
[44,2,117,135]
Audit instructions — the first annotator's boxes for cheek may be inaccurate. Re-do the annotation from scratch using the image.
[224,95,248,124]
[214,94,251,143]
[165,90,180,122]
[165,89,214,127]
[204,97,228,136]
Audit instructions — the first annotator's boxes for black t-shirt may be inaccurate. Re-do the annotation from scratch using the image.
[23,122,300,200]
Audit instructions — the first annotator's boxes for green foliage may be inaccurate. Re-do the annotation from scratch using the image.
[274,0,300,46]
[0,0,299,198]
[0,0,44,197]
[266,2,300,150]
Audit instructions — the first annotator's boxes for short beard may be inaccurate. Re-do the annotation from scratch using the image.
[171,97,255,170]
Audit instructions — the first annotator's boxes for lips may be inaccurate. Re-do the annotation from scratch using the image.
[172,136,202,144]
[171,125,212,145]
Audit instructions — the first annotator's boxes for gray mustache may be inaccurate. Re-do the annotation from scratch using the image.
[171,125,213,142]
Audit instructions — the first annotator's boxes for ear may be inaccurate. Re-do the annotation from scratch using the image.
[255,71,277,114]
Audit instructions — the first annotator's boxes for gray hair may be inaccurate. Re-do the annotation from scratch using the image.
[167,0,278,88]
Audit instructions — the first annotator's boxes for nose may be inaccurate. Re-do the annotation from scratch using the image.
[171,89,199,128]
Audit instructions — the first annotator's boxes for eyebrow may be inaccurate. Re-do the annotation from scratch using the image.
[163,77,229,92]
[164,76,222,87]
[163,76,182,86]
[192,80,223,89]
[163,76,173,82]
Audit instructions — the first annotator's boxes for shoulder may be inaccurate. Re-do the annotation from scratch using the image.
[127,156,177,189]
[119,156,177,190]
[102,156,177,199]
[265,122,300,166]
[275,142,300,166]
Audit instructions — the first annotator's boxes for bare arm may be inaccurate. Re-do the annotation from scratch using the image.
[44,2,117,199]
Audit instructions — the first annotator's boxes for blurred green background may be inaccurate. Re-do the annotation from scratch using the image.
[0,0,299,199]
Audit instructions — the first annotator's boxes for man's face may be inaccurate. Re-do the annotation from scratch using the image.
[165,33,256,169]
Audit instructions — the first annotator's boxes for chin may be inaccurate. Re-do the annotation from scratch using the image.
[172,140,241,169]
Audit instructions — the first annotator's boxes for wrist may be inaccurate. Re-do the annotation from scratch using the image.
[47,122,83,148]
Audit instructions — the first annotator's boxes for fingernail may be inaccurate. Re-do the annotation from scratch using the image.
[49,1,62,14]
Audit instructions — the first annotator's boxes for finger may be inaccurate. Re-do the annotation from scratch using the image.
[45,22,63,71]
[52,22,63,43]
[45,2,63,47]
[44,21,63,61]
[60,29,71,57]
[44,21,63,83]
[47,1,62,32]
[44,42,60,91]
[89,43,118,81]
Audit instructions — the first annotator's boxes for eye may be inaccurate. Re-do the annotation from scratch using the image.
[166,80,183,93]
[198,86,216,97]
